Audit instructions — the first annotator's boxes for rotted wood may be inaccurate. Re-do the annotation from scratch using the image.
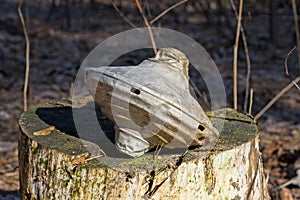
[18,98,270,200]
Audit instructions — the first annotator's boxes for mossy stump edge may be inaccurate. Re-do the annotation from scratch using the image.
[18,99,270,200]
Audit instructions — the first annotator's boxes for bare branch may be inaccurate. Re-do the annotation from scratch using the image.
[190,80,210,111]
[254,76,300,120]
[291,0,300,69]
[230,0,252,112]
[284,47,300,91]
[134,0,157,54]
[248,88,253,115]
[291,79,300,91]
[284,46,296,76]
[109,0,137,29]
[150,0,188,25]
[18,0,30,111]
[233,0,244,110]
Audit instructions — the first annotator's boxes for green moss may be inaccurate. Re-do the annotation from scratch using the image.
[62,179,69,188]
[19,103,90,156]
[203,154,216,194]
[119,154,178,172]
[80,160,106,169]
[207,108,258,152]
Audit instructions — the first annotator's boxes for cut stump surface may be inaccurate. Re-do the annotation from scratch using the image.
[19,98,270,200]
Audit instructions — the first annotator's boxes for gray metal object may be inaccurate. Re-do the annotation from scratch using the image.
[85,48,219,157]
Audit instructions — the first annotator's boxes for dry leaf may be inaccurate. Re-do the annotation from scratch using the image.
[33,126,55,136]
[71,156,86,165]
[72,154,104,165]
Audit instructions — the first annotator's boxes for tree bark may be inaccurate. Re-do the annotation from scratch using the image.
[19,98,270,200]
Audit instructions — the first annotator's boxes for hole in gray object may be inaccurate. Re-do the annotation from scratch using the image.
[131,87,141,95]
[198,124,205,131]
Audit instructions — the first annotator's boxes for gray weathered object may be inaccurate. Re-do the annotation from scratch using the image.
[85,48,219,157]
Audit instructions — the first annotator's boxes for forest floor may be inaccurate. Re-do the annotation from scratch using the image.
[0,0,299,199]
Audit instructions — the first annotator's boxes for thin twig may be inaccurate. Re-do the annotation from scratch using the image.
[285,46,296,76]
[153,145,163,161]
[230,0,252,112]
[248,88,253,115]
[109,0,137,28]
[190,80,210,111]
[254,76,300,120]
[18,0,30,111]
[150,0,188,24]
[134,0,157,54]
[242,25,251,112]
[291,0,300,68]
[284,47,300,91]
[145,0,152,19]
[291,79,300,91]
[233,0,243,110]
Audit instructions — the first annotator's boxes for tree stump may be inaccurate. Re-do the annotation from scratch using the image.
[19,98,270,200]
